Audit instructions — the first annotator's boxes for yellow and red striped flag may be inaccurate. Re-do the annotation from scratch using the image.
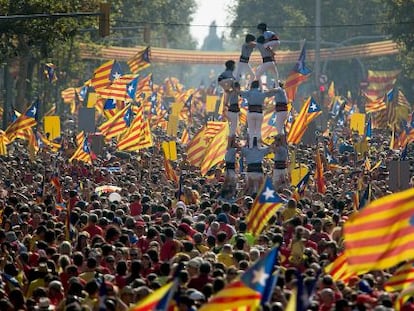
[285,44,311,102]
[365,69,400,99]
[90,60,117,90]
[180,128,190,145]
[246,177,285,236]
[328,81,335,99]
[315,149,326,194]
[395,283,414,311]
[186,127,207,167]
[163,154,178,185]
[6,100,39,142]
[50,173,63,203]
[129,281,175,311]
[344,188,414,273]
[200,122,228,176]
[37,132,61,152]
[324,253,357,285]
[117,105,153,151]
[98,104,132,140]
[199,247,278,311]
[0,130,10,155]
[127,47,151,74]
[96,74,136,101]
[384,261,414,292]
[287,97,321,144]
[364,92,386,113]
[69,136,92,164]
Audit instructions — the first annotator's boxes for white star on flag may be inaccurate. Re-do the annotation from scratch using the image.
[31,107,37,115]
[128,85,135,93]
[310,103,317,111]
[252,267,269,286]
[326,153,332,163]
[112,72,121,80]
[262,187,275,200]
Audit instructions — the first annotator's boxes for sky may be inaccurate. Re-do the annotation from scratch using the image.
[190,0,235,48]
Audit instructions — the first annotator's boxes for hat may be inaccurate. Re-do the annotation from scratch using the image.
[36,297,55,310]
[189,290,205,301]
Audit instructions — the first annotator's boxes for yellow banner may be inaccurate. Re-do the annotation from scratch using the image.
[43,116,61,140]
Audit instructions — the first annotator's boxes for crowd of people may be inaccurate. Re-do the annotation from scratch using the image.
[0,22,412,311]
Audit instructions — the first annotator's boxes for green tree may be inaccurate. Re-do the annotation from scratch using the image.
[0,0,98,114]
[110,0,197,49]
[383,0,414,79]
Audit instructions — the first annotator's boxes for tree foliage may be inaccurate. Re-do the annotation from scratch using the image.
[383,0,414,79]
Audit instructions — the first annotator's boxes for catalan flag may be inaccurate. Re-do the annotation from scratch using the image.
[96,74,136,102]
[246,177,286,236]
[99,104,132,140]
[69,135,92,164]
[384,261,414,292]
[344,188,414,273]
[395,284,414,311]
[198,247,278,311]
[286,271,318,311]
[292,171,310,201]
[327,81,335,99]
[163,153,178,185]
[180,127,190,145]
[365,69,400,99]
[364,92,386,113]
[325,150,341,171]
[37,132,61,152]
[200,122,229,176]
[126,76,139,101]
[129,281,176,311]
[91,60,122,90]
[44,63,57,83]
[285,43,311,102]
[6,100,39,141]
[325,253,357,285]
[50,172,63,203]
[0,130,10,155]
[315,149,326,194]
[127,47,151,74]
[186,127,208,167]
[287,97,321,144]
[117,105,153,151]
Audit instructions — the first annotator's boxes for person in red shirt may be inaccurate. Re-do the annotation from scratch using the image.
[129,193,142,218]
[83,214,103,238]
[160,227,181,262]
[187,261,214,291]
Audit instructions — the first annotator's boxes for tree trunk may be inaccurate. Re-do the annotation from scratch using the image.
[15,35,30,111]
